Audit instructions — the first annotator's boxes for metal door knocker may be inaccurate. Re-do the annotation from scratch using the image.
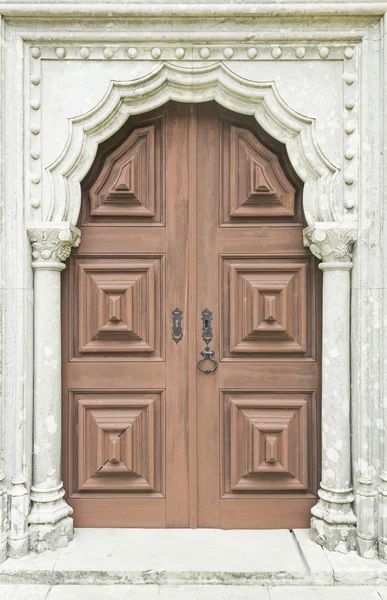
[197,308,218,373]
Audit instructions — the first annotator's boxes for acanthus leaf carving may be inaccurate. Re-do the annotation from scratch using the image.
[27,223,81,267]
[303,223,357,264]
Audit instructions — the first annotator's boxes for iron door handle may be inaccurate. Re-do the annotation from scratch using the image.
[197,346,218,373]
[197,308,218,374]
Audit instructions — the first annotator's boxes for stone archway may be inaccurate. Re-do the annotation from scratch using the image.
[47,61,339,225]
[26,61,357,553]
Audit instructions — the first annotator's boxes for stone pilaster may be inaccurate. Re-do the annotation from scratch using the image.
[8,477,29,558]
[0,472,6,563]
[378,474,387,561]
[27,223,80,553]
[304,222,357,553]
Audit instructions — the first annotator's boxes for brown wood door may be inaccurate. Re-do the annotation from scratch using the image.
[62,101,320,528]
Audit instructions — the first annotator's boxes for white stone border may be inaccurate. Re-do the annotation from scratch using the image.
[1,5,385,562]
[27,58,357,555]
[0,2,386,18]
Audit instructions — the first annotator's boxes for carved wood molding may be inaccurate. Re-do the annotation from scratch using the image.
[225,122,297,222]
[48,61,340,227]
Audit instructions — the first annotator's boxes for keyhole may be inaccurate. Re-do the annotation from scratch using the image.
[204,320,209,328]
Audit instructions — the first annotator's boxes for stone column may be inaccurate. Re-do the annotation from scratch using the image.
[0,302,6,562]
[0,472,6,563]
[27,223,80,553]
[304,223,357,553]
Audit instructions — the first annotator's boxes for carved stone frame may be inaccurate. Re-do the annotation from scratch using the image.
[1,6,385,562]
[28,60,357,554]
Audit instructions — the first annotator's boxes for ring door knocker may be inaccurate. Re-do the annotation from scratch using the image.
[197,308,218,373]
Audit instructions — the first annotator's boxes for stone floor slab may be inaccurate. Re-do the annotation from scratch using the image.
[47,585,270,600]
[158,585,270,599]
[292,530,333,584]
[323,548,387,585]
[0,585,50,599]
[0,548,59,573]
[269,587,383,599]
[53,528,303,574]
[47,584,159,600]
[2,585,386,599]
[2,528,387,587]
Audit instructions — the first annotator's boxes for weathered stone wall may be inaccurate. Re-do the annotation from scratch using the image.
[0,0,386,562]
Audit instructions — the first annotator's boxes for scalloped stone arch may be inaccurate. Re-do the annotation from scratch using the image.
[47,61,339,226]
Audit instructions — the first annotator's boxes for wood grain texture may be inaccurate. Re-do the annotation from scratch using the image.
[89,124,159,219]
[187,106,199,527]
[81,110,164,226]
[63,107,171,527]
[219,108,303,226]
[226,123,296,221]
[76,392,163,493]
[195,103,320,528]
[164,102,191,527]
[76,257,161,356]
[196,102,221,527]
[223,392,309,493]
[224,258,309,356]
[62,101,321,529]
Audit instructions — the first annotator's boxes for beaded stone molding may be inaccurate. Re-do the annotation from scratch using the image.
[29,44,352,62]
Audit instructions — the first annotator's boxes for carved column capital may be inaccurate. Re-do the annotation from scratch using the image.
[303,223,357,268]
[27,222,81,270]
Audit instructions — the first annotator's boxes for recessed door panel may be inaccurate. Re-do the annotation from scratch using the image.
[221,257,312,357]
[71,255,164,359]
[74,391,164,495]
[221,391,313,495]
[84,114,164,225]
[220,116,301,225]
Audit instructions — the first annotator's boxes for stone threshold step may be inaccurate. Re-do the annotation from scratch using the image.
[2,585,387,600]
[1,529,387,586]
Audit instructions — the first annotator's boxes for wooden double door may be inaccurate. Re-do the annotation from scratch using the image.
[62,101,321,529]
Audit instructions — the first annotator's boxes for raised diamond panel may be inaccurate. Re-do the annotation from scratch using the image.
[86,116,164,224]
[75,391,164,493]
[221,120,296,223]
[73,256,163,358]
[221,392,310,494]
[222,258,308,356]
